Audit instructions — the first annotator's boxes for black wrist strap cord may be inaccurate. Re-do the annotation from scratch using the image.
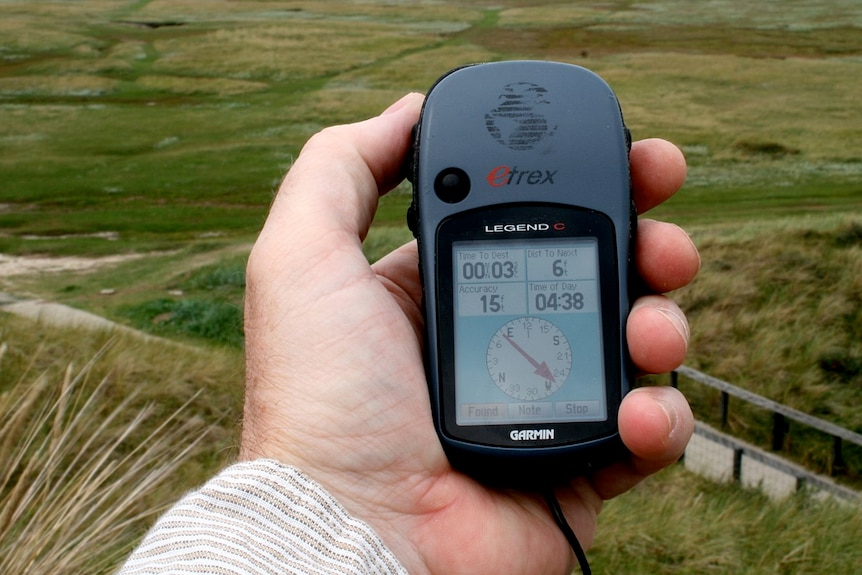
[543,489,592,575]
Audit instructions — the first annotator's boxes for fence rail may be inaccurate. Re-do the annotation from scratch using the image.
[671,365,862,486]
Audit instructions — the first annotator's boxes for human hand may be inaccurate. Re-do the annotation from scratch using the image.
[241,93,699,575]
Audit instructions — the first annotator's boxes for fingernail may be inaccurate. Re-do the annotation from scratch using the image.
[381,93,421,116]
[656,305,690,343]
[654,393,679,437]
[656,389,695,447]
[631,296,691,344]
[675,223,702,273]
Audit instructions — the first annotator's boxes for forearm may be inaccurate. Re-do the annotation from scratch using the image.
[119,459,408,575]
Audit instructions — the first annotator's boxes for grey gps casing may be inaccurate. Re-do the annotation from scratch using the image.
[407,61,636,486]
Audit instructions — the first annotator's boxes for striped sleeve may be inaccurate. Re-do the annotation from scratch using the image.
[118,459,409,575]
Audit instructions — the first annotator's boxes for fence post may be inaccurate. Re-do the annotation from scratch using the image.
[732,448,743,483]
[720,391,729,428]
[772,413,788,451]
[832,436,846,476]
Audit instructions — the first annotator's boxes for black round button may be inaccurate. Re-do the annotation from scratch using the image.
[434,167,470,203]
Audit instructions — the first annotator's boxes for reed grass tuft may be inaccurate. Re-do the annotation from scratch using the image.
[0,341,213,575]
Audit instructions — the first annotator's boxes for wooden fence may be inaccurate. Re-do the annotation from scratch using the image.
[670,365,861,502]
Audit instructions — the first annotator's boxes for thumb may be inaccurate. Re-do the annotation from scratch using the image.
[264,92,424,244]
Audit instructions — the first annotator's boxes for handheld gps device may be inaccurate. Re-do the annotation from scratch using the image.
[407,61,636,486]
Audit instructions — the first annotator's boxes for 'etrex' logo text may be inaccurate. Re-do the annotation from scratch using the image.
[486,165,558,188]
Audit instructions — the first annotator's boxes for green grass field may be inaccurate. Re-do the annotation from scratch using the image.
[1,1,861,573]
[2,0,860,253]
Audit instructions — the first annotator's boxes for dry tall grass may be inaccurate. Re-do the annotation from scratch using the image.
[0,341,213,574]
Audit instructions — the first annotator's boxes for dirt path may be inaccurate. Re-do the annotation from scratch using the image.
[0,253,143,277]
[0,253,147,334]
[0,292,123,331]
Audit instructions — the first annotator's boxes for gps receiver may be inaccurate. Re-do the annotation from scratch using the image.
[407,61,635,486]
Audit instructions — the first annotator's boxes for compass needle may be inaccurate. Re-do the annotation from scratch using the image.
[502,333,556,383]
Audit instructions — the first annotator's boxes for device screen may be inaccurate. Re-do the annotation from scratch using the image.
[452,237,608,426]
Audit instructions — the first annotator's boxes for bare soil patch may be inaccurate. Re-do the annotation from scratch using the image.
[0,253,143,277]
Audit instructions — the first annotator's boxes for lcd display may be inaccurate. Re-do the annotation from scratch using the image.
[453,237,608,426]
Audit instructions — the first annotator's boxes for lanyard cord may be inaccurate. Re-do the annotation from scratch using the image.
[543,489,592,575]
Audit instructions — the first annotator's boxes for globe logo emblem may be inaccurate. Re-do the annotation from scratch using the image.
[485,82,557,151]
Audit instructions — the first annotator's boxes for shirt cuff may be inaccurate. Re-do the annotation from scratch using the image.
[119,459,409,575]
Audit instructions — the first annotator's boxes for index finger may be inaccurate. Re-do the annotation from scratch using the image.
[630,138,687,214]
